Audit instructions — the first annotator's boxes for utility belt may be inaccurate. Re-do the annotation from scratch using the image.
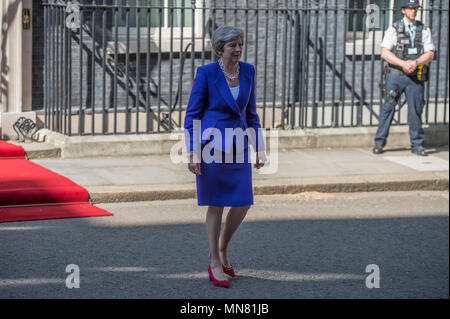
[380,64,428,108]
[387,64,429,82]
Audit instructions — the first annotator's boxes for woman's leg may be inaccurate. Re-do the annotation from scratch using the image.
[205,205,227,281]
[219,205,251,267]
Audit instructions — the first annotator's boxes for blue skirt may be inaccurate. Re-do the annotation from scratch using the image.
[196,145,253,207]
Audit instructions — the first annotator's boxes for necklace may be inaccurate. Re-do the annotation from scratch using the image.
[219,59,240,81]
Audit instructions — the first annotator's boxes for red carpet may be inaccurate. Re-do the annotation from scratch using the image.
[0,204,112,223]
[0,140,112,223]
[0,140,26,158]
[0,159,89,206]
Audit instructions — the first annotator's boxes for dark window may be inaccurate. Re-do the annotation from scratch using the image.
[115,0,192,28]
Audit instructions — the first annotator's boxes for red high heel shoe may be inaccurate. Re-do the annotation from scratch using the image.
[210,251,236,277]
[208,265,230,288]
[222,264,235,277]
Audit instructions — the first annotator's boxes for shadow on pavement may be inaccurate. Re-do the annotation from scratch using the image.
[0,213,448,299]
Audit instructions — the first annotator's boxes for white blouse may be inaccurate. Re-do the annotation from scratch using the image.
[230,86,240,101]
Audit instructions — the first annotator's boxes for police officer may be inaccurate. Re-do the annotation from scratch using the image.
[373,0,435,156]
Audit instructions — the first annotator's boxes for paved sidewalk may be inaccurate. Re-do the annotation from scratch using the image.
[25,145,449,203]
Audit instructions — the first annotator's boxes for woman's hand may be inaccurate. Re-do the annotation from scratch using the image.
[254,151,267,169]
[188,153,202,175]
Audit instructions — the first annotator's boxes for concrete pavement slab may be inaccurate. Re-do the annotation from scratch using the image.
[383,155,450,171]
[28,147,449,203]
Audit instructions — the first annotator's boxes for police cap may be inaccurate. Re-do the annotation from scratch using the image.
[401,0,421,8]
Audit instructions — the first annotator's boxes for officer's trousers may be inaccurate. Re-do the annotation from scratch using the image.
[374,73,425,149]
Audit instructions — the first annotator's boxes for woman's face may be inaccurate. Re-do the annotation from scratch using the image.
[219,38,243,63]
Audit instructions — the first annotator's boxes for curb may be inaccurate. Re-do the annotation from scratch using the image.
[254,179,449,195]
[7,141,61,159]
[87,174,449,204]
[25,148,61,159]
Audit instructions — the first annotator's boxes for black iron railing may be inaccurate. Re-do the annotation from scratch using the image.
[42,0,449,135]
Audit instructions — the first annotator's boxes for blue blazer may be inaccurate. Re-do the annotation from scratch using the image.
[184,61,264,154]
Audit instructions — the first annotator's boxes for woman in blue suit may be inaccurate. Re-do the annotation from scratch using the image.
[184,26,266,288]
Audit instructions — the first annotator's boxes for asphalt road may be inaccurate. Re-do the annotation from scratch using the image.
[0,191,448,299]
